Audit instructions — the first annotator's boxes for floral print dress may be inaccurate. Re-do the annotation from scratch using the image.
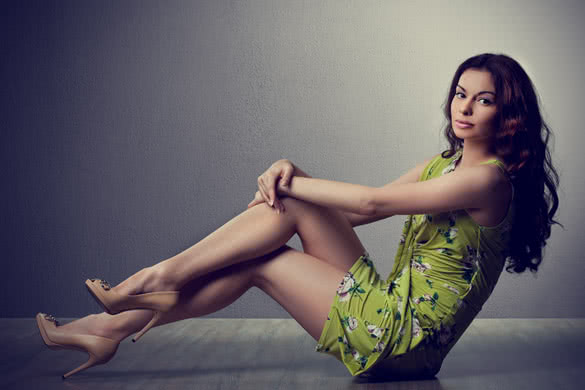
[315,149,515,377]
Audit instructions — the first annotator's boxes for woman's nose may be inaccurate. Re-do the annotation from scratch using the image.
[459,99,472,115]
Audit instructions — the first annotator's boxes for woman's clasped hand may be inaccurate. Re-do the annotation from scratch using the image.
[248,159,295,213]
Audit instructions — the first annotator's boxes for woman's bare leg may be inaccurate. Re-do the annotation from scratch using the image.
[64,198,368,341]
[113,197,366,295]
[66,245,352,342]
[159,245,355,341]
[61,254,265,341]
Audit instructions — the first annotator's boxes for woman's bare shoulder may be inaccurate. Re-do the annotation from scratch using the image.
[465,164,514,226]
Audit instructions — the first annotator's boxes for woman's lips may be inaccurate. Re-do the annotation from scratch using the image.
[455,120,474,128]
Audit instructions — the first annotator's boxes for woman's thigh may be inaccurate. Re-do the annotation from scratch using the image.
[253,245,356,341]
[280,197,367,272]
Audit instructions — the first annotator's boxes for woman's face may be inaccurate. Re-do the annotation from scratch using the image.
[450,68,499,143]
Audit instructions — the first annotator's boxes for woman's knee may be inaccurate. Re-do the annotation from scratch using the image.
[252,196,337,223]
[279,196,305,213]
[282,197,354,236]
[280,197,344,222]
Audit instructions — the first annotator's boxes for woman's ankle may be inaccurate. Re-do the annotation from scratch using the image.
[92,311,151,342]
[142,264,179,292]
[91,313,122,341]
[111,264,180,298]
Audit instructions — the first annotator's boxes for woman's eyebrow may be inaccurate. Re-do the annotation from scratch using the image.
[457,84,496,96]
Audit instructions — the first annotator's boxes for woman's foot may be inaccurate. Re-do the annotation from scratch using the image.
[36,313,121,379]
[58,313,128,343]
[110,265,178,297]
[85,266,181,342]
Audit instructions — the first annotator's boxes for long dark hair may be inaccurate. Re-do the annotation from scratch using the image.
[440,53,563,274]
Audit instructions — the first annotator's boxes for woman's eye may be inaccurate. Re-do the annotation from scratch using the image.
[455,92,491,105]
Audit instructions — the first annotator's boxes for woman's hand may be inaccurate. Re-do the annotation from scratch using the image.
[247,159,295,213]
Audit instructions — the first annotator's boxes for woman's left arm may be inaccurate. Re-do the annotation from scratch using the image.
[277,165,506,217]
[277,177,374,215]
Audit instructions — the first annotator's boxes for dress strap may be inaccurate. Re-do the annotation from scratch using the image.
[479,159,512,185]
[478,159,507,174]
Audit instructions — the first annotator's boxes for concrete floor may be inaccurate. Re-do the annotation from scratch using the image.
[1,318,583,390]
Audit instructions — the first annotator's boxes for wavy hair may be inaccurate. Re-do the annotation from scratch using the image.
[440,53,563,274]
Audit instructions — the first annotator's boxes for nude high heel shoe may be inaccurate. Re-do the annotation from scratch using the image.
[36,313,119,379]
[85,278,180,342]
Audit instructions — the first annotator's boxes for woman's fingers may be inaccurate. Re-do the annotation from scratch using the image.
[248,190,266,208]
[268,171,281,205]
[257,169,289,213]
[253,160,295,212]
[267,176,279,207]
[257,176,272,206]
[259,173,281,207]
[248,190,284,213]
[247,191,257,208]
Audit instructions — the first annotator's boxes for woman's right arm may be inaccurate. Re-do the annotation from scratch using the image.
[253,156,437,226]
[344,154,439,227]
[288,165,375,226]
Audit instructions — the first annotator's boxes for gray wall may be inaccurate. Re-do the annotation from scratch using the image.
[2,0,584,318]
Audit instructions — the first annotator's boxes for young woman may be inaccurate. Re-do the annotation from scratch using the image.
[37,53,561,380]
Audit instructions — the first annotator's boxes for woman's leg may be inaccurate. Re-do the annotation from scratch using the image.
[65,198,367,341]
[67,245,352,342]
[164,196,370,340]
[162,245,353,341]
[61,253,265,341]
[114,197,366,295]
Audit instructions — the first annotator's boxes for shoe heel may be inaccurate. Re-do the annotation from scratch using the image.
[132,311,162,342]
[62,352,102,379]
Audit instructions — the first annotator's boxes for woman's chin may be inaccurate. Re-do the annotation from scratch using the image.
[452,128,467,139]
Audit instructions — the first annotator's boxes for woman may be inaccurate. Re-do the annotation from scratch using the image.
[37,53,561,379]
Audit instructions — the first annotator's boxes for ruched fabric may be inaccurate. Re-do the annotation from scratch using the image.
[315,150,514,377]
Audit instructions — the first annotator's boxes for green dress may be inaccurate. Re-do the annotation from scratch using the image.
[315,149,515,377]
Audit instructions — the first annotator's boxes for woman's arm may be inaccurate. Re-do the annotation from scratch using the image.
[287,155,438,227]
[291,164,377,227]
[278,160,505,218]
[369,163,506,215]
[342,156,437,226]
[279,177,372,215]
